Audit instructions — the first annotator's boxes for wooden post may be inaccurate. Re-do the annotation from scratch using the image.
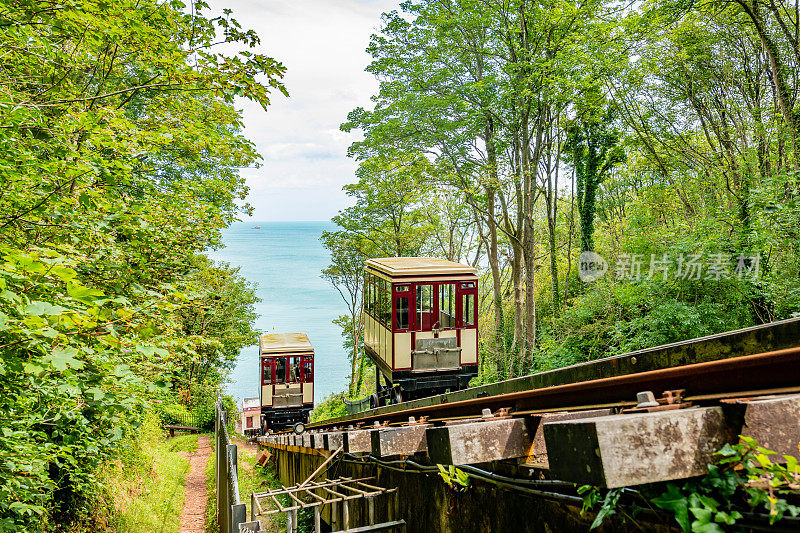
[292,509,298,533]
[331,501,338,531]
[368,496,375,525]
[250,493,256,522]
[286,511,292,533]
[314,506,321,533]
[343,501,350,531]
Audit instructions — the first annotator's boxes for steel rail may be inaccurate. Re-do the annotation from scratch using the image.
[308,345,800,430]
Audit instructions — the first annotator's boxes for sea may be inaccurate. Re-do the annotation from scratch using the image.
[206,221,349,407]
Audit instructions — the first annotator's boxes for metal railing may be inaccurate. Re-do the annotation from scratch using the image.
[214,400,249,533]
[344,395,372,414]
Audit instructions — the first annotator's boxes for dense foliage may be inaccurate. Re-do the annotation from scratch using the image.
[579,437,800,531]
[320,0,800,393]
[0,0,284,529]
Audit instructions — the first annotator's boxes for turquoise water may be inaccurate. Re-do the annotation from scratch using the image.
[207,221,349,406]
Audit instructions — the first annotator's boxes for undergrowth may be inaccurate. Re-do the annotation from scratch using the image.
[93,413,194,533]
[579,436,800,532]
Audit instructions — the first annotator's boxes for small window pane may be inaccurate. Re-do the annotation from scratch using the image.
[366,277,371,315]
[396,297,409,329]
[439,283,456,327]
[288,356,301,382]
[416,284,432,328]
[462,293,476,326]
[395,285,410,292]
[461,282,476,288]
[381,279,391,327]
[368,274,375,315]
[304,359,313,382]
[275,358,286,384]
[262,359,272,384]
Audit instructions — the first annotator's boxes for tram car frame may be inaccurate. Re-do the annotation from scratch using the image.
[363,257,478,405]
[259,333,314,431]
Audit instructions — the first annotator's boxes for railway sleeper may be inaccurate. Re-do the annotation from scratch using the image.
[543,393,800,488]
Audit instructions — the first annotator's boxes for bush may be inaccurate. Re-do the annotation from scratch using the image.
[310,393,347,422]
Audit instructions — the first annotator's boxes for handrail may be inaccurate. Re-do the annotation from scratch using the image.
[215,399,249,533]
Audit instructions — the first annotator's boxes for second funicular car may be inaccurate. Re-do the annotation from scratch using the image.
[363,257,478,405]
[259,332,314,432]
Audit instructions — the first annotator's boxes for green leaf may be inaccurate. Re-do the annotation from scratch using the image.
[690,522,724,533]
[714,443,737,457]
[85,388,105,401]
[0,289,21,303]
[45,346,84,371]
[51,265,78,282]
[652,484,690,532]
[23,362,43,375]
[66,282,105,304]
[24,301,66,316]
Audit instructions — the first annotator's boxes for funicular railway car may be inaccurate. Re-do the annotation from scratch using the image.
[259,333,314,432]
[363,257,478,406]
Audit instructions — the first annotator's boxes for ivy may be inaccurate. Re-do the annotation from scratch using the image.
[580,437,800,531]
[437,465,471,492]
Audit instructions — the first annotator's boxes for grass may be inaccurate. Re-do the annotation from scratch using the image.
[97,413,196,533]
[205,434,289,532]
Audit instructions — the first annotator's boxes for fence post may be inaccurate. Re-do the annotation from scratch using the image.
[218,408,230,533]
[230,502,246,533]
[215,403,222,533]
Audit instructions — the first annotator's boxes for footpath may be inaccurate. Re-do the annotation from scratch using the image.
[178,435,212,533]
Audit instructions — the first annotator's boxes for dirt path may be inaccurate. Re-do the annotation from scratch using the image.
[178,435,212,533]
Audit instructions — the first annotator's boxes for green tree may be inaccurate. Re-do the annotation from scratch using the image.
[333,153,433,257]
[562,95,625,254]
[0,0,285,528]
[321,231,370,396]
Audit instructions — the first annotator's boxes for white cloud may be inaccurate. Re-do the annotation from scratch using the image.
[206,0,399,221]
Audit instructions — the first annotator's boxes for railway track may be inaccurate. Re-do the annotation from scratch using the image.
[262,318,800,486]
[305,317,800,430]
[259,318,800,532]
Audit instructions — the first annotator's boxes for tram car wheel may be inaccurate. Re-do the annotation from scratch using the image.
[292,421,306,435]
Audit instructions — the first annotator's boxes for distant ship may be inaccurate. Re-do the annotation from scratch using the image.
[253,226,261,229]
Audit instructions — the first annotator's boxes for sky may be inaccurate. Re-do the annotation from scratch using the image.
[210,0,401,221]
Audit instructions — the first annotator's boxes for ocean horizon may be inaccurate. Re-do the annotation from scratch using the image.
[206,221,350,408]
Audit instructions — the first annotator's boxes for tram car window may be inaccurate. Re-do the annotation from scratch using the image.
[258,333,314,432]
[362,257,479,405]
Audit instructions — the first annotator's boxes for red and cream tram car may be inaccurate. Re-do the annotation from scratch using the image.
[363,257,478,405]
[259,333,314,431]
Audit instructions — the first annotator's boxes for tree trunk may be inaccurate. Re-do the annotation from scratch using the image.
[522,116,536,372]
[484,119,505,347]
[511,237,524,366]
[735,0,799,169]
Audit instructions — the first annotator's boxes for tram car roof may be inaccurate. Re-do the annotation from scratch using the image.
[258,332,313,355]
[365,257,477,277]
